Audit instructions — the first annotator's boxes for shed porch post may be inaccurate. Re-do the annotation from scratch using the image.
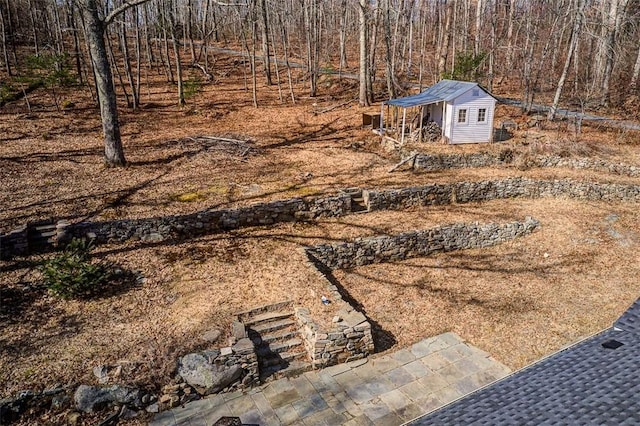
[400,108,407,145]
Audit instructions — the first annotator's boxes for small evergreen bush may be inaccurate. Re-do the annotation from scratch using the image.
[40,239,112,299]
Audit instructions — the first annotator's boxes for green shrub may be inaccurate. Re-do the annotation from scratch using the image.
[40,239,112,299]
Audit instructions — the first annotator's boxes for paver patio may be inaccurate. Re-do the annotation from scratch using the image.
[150,332,510,426]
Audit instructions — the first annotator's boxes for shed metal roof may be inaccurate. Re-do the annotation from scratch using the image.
[385,80,486,108]
[407,297,640,425]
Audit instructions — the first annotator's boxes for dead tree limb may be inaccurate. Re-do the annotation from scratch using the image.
[192,63,213,81]
[388,153,417,172]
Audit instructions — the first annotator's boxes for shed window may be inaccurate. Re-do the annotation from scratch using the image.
[457,109,468,124]
[478,108,487,123]
[472,89,480,97]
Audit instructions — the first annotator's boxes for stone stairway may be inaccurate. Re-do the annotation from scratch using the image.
[342,188,368,213]
[236,301,311,383]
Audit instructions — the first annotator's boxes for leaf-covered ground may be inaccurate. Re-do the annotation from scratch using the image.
[2,54,640,426]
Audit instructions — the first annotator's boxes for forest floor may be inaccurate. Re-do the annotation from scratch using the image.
[2,53,640,424]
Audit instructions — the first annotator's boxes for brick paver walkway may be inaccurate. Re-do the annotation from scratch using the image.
[150,332,510,426]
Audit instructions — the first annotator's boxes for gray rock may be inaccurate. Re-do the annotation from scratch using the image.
[51,394,70,411]
[142,232,163,243]
[119,405,139,419]
[92,365,109,384]
[74,385,111,413]
[145,403,160,413]
[74,385,141,413]
[232,338,254,356]
[177,353,243,395]
[202,329,222,343]
[231,321,246,339]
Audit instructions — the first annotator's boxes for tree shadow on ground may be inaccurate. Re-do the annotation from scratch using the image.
[306,253,397,353]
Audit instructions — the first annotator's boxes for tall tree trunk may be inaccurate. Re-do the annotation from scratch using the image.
[383,0,396,98]
[0,2,11,76]
[358,0,369,106]
[120,12,138,108]
[549,0,585,121]
[474,0,482,56]
[82,0,126,167]
[630,43,640,92]
[338,0,348,72]
[438,0,453,77]
[168,1,185,107]
[27,0,39,55]
[600,0,628,106]
[259,0,272,85]
[504,0,516,81]
[487,0,496,91]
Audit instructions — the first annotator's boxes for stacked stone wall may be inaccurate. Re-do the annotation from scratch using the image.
[5,178,640,259]
[306,218,540,270]
[412,152,640,177]
[295,254,374,369]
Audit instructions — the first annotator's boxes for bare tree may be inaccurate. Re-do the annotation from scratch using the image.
[549,0,585,120]
[78,0,151,167]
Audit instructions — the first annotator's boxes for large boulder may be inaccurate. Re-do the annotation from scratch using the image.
[74,385,141,413]
[178,353,242,395]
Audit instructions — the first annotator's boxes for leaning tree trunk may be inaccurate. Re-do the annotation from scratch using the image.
[83,0,126,167]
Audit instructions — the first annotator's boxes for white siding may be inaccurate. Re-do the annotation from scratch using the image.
[443,103,454,140]
[449,88,496,144]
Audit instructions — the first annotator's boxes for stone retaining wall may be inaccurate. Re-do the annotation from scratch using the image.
[306,218,540,270]
[5,177,640,259]
[364,177,640,212]
[296,253,375,369]
[0,194,351,259]
[412,152,640,177]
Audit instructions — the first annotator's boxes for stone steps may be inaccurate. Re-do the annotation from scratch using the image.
[238,301,311,383]
[249,329,298,346]
[256,338,303,356]
[260,350,308,367]
[244,311,292,327]
[250,318,296,335]
[351,195,368,213]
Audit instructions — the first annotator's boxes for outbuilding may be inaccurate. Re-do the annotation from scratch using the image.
[381,79,497,145]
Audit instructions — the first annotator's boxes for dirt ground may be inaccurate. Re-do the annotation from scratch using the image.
[2,52,640,420]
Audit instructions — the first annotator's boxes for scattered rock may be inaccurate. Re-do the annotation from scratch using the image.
[51,394,70,411]
[74,385,142,413]
[231,321,246,339]
[202,329,222,343]
[66,411,81,425]
[93,365,109,384]
[119,405,138,420]
[145,403,159,413]
[142,232,163,243]
[232,338,254,355]
[178,354,243,395]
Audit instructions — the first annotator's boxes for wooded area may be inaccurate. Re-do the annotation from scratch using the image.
[1,0,639,165]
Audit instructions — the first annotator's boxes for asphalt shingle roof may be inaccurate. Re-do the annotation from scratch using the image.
[408,298,640,425]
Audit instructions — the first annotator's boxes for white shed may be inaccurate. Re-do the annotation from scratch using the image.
[381,79,497,145]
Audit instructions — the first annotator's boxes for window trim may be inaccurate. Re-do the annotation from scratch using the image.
[477,108,487,124]
[457,108,468,125]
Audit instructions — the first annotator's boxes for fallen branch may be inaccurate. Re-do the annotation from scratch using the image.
[388,153,417,172]
[191,63,213,81]
[314,99,356,115]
